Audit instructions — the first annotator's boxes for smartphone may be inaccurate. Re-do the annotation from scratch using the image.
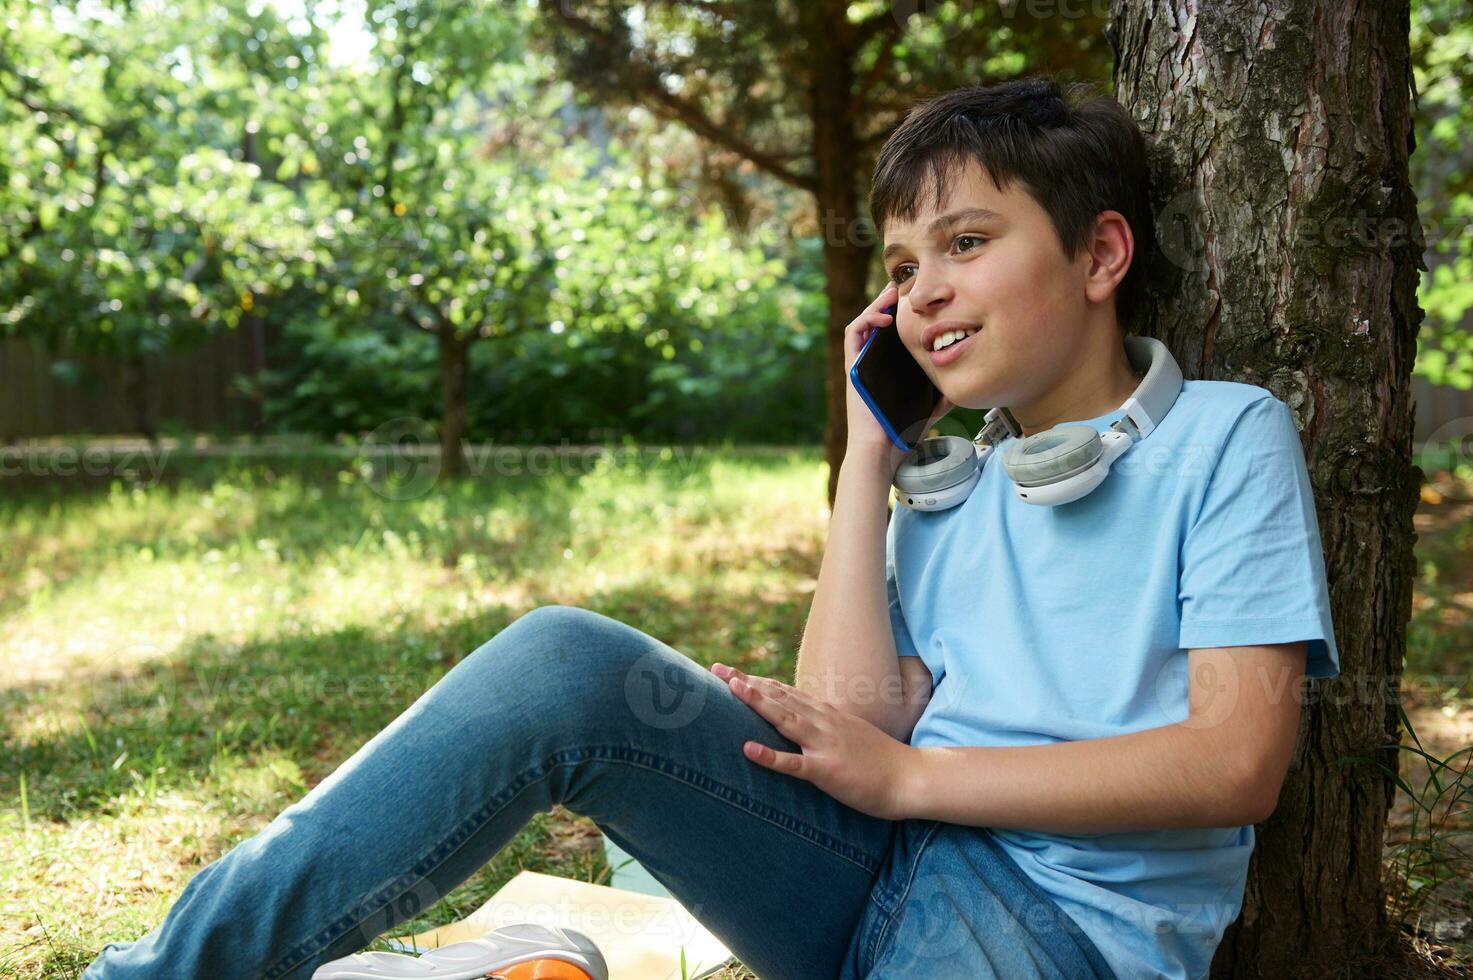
[849,303,941,453]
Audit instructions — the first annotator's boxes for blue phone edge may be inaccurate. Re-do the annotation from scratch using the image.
[849,327,919,455]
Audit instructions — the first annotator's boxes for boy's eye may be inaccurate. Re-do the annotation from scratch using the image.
[886,234,988,284]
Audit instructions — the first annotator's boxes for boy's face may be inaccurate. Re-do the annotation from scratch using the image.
[880,159,1097,412]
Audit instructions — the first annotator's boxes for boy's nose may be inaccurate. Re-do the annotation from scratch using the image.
[905,273,955,315]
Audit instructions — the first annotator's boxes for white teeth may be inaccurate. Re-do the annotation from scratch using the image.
[931,328,978,352]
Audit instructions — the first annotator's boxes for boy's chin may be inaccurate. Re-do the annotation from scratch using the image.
[938,385,996,413]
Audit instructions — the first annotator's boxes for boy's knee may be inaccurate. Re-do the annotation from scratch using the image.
[516,603,607,635]
[509,606,710,730]
[511,604,627,659]
[494,604,649,689]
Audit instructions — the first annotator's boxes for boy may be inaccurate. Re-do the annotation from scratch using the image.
[85,75,1339,980]
[721,75,1341,977]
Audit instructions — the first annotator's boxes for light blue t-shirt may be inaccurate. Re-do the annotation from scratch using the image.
[885,380,1340,980]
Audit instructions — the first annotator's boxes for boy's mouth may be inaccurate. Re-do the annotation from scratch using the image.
[929,326,981,366]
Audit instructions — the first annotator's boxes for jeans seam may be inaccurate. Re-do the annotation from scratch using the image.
[864,819,943,974]
[977,832,1119,980]
[266,743,884,977]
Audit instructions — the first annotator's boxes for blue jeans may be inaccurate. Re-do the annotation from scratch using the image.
[83,605,1116,980]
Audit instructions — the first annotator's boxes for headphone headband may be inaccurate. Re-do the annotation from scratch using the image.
[1109,336,1183,441]
[901,336,1185,511]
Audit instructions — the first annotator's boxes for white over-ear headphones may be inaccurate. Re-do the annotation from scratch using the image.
[894,336,1184,511]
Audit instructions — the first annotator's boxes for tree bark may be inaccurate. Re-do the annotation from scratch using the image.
[803,6,875,508]
[437,327,472,478]
[1107,1,1424,975]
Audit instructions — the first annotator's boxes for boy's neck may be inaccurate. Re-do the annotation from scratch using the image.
[1009,324,1142,438]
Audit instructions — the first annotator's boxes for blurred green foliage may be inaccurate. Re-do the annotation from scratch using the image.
[1,0,1467,452]
[0,0,830,444]
[1413,0,1473,388]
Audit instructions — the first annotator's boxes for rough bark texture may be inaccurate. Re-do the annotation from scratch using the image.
[1107,1,1425,975]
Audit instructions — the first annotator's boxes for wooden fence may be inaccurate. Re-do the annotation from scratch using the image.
[0,329,265,440]
[2,333,1471,447]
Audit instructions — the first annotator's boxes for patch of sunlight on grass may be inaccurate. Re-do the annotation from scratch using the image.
[0,448,827,975]
[0,753,306,974]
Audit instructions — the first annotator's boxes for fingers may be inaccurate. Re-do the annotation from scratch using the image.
[710,663,812,777]
[712,664,821,710]
[711,663,817,741]
[865,280,898,316]
[743,740,803,773]
[845,283,899,339]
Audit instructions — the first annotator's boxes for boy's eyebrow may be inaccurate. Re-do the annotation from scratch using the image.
[882,207,1005,263]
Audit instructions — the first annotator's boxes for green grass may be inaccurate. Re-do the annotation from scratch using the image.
[1387,451,1473,964]
[3,444,1470,977]
[0,447,801,978]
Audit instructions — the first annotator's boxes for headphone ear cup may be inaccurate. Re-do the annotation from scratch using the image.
[893,435,982,510]
[1001,425,1103,488]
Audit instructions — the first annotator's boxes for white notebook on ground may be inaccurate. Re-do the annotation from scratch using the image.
[385,870,737,980]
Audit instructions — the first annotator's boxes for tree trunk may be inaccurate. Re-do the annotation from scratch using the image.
[246,312,267,435]
[242,121,267,437]
[437,327,471,478]
[1107,1,1424,975]
[803,6,875,509]
[122,352,158,446]
[816,206,875,510]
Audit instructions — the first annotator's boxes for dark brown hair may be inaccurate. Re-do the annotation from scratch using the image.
[869,74,1155,329]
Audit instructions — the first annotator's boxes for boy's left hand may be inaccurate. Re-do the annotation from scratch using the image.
[710,662,914,821]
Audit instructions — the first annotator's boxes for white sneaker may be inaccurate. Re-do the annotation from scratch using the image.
[310,922,609,980]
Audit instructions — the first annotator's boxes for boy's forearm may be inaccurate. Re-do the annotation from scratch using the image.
[896,721,1268,833]
[793,450,911,740]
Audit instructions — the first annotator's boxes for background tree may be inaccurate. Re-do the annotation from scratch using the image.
[275,2,805,471]
[534,0,1112,504]
[0,0,306,440]
[1410,0,1473,390]
[1107,1,1426,974]
[267,0,528,475]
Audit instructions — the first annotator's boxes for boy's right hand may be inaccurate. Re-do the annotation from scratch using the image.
[843,282,954,476]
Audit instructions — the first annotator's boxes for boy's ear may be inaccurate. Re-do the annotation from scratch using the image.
[1083,210,1134,306]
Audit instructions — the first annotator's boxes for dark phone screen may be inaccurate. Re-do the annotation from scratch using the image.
[852,304,939,451]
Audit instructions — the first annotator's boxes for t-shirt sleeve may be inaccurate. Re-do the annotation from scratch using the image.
[885,505,923,660]
[1177,396,1341,678]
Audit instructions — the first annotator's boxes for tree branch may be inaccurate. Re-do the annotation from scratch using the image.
[852,7,909,49]
[853,38,899,111]
[548,6,817,193]
[656,0,744,22]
